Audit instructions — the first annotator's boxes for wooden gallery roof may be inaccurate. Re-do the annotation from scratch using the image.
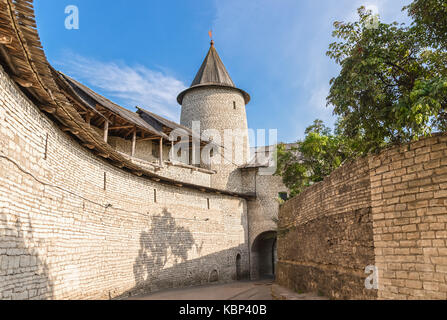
[0,0,255,200]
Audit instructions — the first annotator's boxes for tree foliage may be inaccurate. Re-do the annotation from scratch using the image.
[406,0,447,49]
[276,120,351,197]
[327,6,447,154]
[276,1,447,198]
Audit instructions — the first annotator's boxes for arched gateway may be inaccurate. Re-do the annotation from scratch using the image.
[251,231,278,280]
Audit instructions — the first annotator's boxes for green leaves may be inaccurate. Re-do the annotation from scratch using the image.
[405,0,447,50]
[327,4,447,154]
[276,1,446,199]
[276,120,351,197]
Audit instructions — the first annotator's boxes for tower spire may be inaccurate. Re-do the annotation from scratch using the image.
[176,39,250,105]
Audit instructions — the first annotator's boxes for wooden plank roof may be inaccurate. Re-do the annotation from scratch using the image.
[191,41,235,88]
[177,41,250,105]
[136,107,191,134]
[60,72,169,140]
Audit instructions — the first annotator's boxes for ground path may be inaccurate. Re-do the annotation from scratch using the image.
[129,280,327,300]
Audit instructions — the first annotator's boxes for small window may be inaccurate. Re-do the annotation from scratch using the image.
[104,172,107,191]
[233,101,236,110]
[278,192,288,201]
[154,189,157,203]
[207,198,210,210]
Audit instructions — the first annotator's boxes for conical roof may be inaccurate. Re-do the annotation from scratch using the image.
[177,41,250,105]
[190,41,235,87]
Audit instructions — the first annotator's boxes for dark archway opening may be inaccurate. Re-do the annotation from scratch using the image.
[251,231,277,280]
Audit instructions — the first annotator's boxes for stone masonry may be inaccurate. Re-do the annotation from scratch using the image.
[369,134,447,300]
[277,134,447,300]
[276,157,376,300]
[180,86,250,193]
[0,28,288,299]
[0,66,249,300]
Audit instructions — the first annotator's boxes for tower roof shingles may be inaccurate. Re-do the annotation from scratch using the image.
[191,41,235,88]
[177,41,250,105]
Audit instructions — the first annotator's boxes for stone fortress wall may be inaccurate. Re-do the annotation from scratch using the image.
[180,87,250,193]
[108,135,214,188]
[179,84,285,280]
[88,110,215,188]
[243,171,287,279]
[277,134,447,300]
[0,66,250,300]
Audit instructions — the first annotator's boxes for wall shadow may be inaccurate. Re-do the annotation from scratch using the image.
[132,209,195,285]
[0,213,54,300]
[116,208,249,299]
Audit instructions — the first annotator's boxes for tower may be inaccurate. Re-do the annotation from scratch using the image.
[177,41,251,192]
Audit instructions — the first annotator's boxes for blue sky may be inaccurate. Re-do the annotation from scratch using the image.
[35,0,411,144]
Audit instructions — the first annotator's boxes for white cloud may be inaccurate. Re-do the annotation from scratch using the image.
[55,52,186,121]
[344,0,412,23]
[365,4,380,15]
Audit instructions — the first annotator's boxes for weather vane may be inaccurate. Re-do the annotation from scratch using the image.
[209,30,214,46]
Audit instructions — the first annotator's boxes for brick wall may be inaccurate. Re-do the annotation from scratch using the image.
[0,66,249,300]
[276,157,376,300]
[277,134,447,300]
[369,134,447,300]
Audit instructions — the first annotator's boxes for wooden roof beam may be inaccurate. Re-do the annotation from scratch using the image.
[109,125,134,130]
[12,75,33,88]
[131,127,137,157]
[40,105,57,114]
[138,136,160,142]
[83,143,96,150]
[0,36,13,45]
[0,44,19,76]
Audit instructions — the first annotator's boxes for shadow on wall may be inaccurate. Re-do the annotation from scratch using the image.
[0,213,54,300]
[133,209,195,285]
[115,208,249,299]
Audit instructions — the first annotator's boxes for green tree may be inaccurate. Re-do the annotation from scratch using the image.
[276,120,350,197]
[327,6,447,154]
[405,0,447,49]
[276,1,447,198]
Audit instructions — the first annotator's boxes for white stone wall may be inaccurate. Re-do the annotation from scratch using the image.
[242,169,288,279]
[108,136,212,187]
[0,66,249,300]
[180,87,249,192]
[180,84,288,280]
